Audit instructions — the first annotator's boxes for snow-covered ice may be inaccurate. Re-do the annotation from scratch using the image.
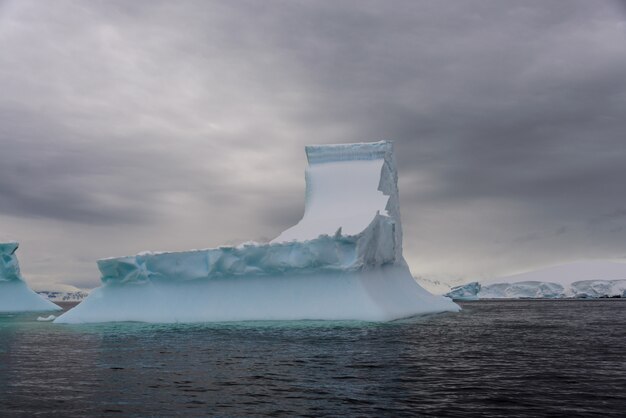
[0,242,61,312]
[446,260,626,300]
[56,141,459,323]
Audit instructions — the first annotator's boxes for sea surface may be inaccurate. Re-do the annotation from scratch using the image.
[1,300,625,417]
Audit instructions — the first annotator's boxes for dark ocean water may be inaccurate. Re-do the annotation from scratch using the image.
[1,300,625,417]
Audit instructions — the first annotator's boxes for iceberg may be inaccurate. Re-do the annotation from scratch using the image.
[446,261,626,300]
[0,242,61,312]
[56,141,458,323]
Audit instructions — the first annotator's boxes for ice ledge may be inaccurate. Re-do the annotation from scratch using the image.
[98,214,396,284]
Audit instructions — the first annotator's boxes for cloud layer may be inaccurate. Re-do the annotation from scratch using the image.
[1,0,625,287]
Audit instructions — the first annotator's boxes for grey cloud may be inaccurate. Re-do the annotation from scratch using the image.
[1,0,625,287]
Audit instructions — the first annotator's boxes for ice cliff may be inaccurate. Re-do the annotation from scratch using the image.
[447,280,626,299]
[446,261,626,300]
[56,141,459,323]
[0,242,61,312]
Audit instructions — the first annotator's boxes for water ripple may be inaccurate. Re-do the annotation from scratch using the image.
[0,300,625,416]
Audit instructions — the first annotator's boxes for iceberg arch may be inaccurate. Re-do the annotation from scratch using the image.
[56,141,458,323]
[0,242,61,313]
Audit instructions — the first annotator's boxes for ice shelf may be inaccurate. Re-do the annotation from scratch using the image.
[446,261,626,300]
[56,141,459,323]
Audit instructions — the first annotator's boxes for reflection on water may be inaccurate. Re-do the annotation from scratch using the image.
[1,300,625,416]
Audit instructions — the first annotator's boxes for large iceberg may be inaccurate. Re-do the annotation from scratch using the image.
[0,242,61,312]
[56,141,459,323]
[446,261,626,300]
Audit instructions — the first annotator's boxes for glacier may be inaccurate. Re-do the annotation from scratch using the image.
[446,261,626,300]
[0,242,61,312]
[56,141,459,323]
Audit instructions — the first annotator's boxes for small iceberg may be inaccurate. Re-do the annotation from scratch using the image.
[0,242,61,313]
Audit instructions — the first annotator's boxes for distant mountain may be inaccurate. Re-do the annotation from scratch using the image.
[415,275,465,294]
[446,260,626,300]
[34,283,90,302]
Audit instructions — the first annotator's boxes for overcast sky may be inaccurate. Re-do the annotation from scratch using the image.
[1,0,625,289]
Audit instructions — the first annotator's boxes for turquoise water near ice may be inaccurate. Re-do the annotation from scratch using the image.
[1,300,625,417]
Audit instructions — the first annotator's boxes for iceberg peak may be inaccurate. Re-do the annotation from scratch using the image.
[0,241,21,282]
[273,140,403,262]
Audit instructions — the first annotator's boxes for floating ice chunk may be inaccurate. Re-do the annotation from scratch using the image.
[0,242,61,312]
[56,141,459,324]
